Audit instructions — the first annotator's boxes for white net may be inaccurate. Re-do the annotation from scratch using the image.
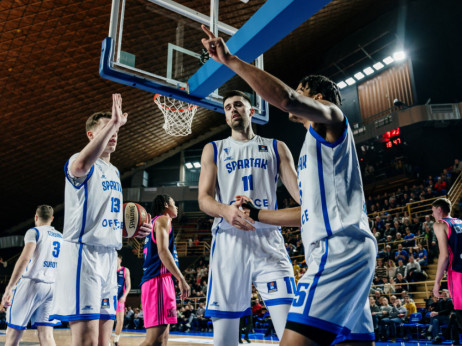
[154,94,199,136]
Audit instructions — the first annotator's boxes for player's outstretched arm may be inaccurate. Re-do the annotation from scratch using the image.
[277,141,300,204]
[71,94,128,177]
[1,241,36,308]
[155,216,190,300]
[201,25,343,125]
[433,221,449,298]
[198,143,255,231]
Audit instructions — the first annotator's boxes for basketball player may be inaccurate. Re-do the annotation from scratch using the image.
[113,255,131,346]
[198,87,299,345]
[432,198,462,330]
[140,194,190,346]
[201,25,378,345]
[49,94,151,345]
[1,205,62,346]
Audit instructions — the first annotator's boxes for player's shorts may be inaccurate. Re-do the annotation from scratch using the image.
[286,229,377,344]
[205,226,295,318]
[116,301,125,313]
[141,274,177,327]
[50,240,118,321]
[448,269,462,310]
[6,278,61,330]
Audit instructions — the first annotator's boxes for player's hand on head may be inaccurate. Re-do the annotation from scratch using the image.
[112,93,128,128]
[136,213,152,238]
[223,204,256,231]
[201,25,232,64]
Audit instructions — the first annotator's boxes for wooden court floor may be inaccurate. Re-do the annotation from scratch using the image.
[0,329,279,345]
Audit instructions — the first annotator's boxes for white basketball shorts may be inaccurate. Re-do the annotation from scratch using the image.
[7,278,61,330]
[286,229,377,343]
[50,241,118,321]
[205,226,295,318]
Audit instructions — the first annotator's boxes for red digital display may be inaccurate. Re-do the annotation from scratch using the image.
[385,137,402,149]
[382,128,400,141]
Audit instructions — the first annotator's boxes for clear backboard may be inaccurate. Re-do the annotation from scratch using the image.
[100,0,332,125]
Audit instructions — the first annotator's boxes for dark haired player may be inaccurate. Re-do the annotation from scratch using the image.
[201,25,378,345]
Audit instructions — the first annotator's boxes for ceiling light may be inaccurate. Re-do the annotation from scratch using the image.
[383,56,394,65]
[345,78,356,86]
[185,162,193,169]
[337,81,347,89]
[354,72,365,80]
[193,162,201,168]
[363,67,374,75]
[373,62,384,70]
[393,51,406,61]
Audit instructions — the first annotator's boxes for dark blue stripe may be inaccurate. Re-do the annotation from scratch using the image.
[76,243,84,315]
[334,331,375,344]
[64,160,95,190]
[6,322,27,330]
[78,183,89,242]
[264,298,293,306]
[49,313,116,321]
[9,279,20,323]
[287,312,345,335]
[211,141,218,164]
[303,238,329,315]
[205,235,217,311]
[205,308,252,319]
[308,117,348,148]
[272,139,280,182]
[32,227,40,242]
[316,141,332,236]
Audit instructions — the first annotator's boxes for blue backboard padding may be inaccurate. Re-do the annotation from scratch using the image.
[99,37,269,124]
[188,0,332,98]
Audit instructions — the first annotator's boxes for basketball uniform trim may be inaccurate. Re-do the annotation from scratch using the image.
[32,322,62,328]
[316,142,333,237]
[211,141,218,164]
[9,280,19,325]
[64,160,95,190]
[50,313,115,321]
[264,298,294,306]
[272,139,279,178]
[75,243,84,315]
[7,323,27,330]
[78,183,89,242]
[308,118,348,148]
[32,227,39,242]
[304,239,329,315]
[205,236,217,312]
[333,332,375,343]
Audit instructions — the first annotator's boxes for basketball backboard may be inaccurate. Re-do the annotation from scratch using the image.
[100,0,332,125]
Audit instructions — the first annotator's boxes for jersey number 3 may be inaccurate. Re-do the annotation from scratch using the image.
[52,241,60,258]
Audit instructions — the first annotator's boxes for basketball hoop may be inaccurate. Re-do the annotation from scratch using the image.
[154,94,199,136]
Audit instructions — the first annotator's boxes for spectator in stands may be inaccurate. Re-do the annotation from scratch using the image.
[383,223,395,240]
[395,273,409,294]
[429,289,454,343]
[133,308,144,330]
[403,295,417,319]
[293,259,300,274]
[434,177,447,195]
[369,296,381,337]
[378,297,393,341]
[386,259,397,280]
[385,298,407,341]
[396,259,406,278]
[124,306,134,329]
[192,302,208,332]
[238,312,252,343]
[375,258,387,280]
[375,215,385,231]
[382,277,396,295]
[404,255,422,283]
[395,244,409,264]
[395,232,403,244]
[392,221,403,237]
[416,243,428,266]
[252,299,263,320]
[453,158,462,176]
[403,227,416,248]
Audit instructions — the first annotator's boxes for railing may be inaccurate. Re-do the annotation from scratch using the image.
[448,173,462,208]
[376,235,428,252]
[368,195,444,220]
[176,241,210,257]
[371,280,446,301]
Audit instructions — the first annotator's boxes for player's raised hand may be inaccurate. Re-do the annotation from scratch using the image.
[1,288,13,308]
[201,25,233,65]
[179,277,191,300]
[224,203,256,231]
[136,213,152,238]
[112,93,128,129]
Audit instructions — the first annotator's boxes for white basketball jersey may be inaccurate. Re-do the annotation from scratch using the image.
[297,119,375,254]
[64,154,123,248]
[22,226,62,283]
[211,135,279,231]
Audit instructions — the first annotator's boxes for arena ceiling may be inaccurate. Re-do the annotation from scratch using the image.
[0,0,402,234]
